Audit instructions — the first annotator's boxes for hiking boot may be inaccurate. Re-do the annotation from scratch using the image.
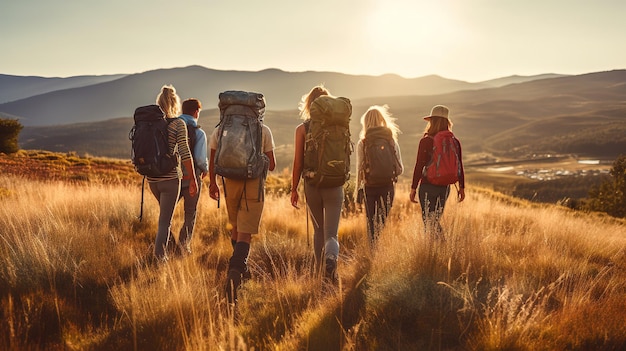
[225,269,242,304]
[179,241,192,256]
[227,300,239,324]
[242,268,252,282]
[324,258,338,284]
[166,232,183,257]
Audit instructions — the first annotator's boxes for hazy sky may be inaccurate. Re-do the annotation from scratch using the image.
[1,0,624,82]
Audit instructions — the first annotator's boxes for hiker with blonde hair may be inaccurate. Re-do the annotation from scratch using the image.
[356,105,404,244]
[291,84,352,284]
[149,85,198,260]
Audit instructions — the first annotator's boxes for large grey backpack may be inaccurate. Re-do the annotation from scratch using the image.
[214,91,269,180]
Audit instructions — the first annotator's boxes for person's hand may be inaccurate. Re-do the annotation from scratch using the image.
[291,190,300,209]
[189,179,198,197]
[209,182,220,201]
[458,188,466,202]
[410,188,418,203]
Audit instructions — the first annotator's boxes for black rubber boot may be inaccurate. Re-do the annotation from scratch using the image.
[225,269,242,304]
[231,239,252,281]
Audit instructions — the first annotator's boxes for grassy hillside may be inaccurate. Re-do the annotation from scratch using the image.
[0,149,137,184]
[1,154,625,350]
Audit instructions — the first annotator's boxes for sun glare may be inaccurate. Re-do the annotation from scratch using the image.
[364,1,466,76]
[366,2,449,48]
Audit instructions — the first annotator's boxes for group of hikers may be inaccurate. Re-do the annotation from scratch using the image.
[130,83,466,307]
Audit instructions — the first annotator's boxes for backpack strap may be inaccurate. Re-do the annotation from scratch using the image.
[221,176,228,199]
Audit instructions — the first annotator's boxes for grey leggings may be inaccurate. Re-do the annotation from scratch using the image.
[304,182,343,265]
[149,178,181,259]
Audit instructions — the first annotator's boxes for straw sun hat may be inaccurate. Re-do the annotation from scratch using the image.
[423,105,450,121]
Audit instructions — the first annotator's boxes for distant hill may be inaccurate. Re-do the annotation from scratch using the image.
[1,66,488,126]
[479,73,568,87]
[19,117,135,159]
[8,67,626,169]
[17,69,626,171]
[353,70,626,155]
[0,73,127,104]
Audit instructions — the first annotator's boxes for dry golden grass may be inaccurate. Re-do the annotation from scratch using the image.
[1,165,625,350]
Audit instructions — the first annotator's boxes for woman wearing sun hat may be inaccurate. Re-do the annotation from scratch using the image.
[409,105,465,240]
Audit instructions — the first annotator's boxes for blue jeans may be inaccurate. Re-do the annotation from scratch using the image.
[418,182,450,239]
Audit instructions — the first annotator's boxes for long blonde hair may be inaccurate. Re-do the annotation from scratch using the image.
[359,105,400,141]
[156,84,181,118]
[298,84,330,120]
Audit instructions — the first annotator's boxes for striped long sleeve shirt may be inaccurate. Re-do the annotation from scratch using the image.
[147,117,193,182]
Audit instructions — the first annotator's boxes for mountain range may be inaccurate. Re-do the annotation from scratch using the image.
[1,66,625,170]
[0,73,126,104]
[0,66,566,127]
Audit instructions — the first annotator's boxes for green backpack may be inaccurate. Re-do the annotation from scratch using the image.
[303,95,352,188]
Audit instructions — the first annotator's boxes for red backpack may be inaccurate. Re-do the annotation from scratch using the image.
[424,130,461,185]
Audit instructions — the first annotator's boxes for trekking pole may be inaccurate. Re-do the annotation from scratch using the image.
[138,176,145,222]
[301,185,312,248]
[306,201,310,248]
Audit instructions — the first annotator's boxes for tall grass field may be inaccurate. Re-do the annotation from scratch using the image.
[1,154,625,350]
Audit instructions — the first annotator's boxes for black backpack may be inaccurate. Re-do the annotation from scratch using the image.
[214,91,269,180]
[129,105,178,177]
[363,126,398,187]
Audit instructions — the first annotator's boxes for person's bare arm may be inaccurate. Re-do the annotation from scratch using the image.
[266,150,276,172]
[208,148,219,201]
[290,124,305,208]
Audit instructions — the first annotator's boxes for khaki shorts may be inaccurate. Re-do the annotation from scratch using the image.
[223,177,265,234]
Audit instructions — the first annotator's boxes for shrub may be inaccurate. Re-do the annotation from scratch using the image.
[0,118,23,154]
[586,155,626,218]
